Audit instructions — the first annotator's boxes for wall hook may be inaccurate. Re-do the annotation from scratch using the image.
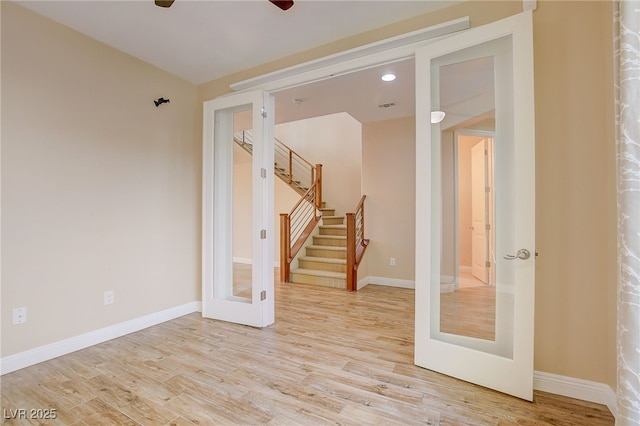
[154,97,170,107]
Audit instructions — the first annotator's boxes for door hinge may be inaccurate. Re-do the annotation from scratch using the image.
[485,186,491,193]
[261,168,267,178]
[485,224,491,231]
[260,229,267,239]
[485,261,491,268]
[260,290,267,301]
[261,107,267,118]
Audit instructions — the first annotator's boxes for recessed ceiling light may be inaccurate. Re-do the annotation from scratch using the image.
[381,73,396,82]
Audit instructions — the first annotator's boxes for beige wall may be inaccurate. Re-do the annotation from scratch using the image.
[1,0,617,392]
[1,3,200,356]
[533,0,616,387]
[362,117,416,281]
[275,113,362,216]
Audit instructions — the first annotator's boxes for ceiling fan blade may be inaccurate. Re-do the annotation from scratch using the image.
[155,0,175,8]
[269,0,294,11]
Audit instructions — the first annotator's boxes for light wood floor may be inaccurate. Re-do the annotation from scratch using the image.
[1,280,614,425]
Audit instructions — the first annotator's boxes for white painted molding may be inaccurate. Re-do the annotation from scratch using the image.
[533,370,617,418]
[361,276,415,289]
[0,302,201,376]
[232,257,280,268]
[230,17,470,93]
[357,276,369,290]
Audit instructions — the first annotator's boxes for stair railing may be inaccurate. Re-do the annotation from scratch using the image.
[346,195,369,291]
[232,130,324,283]
[274,137,316,194]
[235,130,316,195]
[280,166,322,283]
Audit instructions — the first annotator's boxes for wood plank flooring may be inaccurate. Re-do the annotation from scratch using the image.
[1,280,614,425]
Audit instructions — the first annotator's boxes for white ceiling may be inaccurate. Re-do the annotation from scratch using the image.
[17,0,476,124]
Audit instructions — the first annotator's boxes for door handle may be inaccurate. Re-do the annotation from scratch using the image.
[504,249,530,260]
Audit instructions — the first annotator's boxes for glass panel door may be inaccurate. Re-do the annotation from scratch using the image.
[202,90,274,328]
[415,11,535,400]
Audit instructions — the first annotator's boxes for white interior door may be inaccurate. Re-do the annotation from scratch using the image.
[415,11,535,400]
[202,90,275,328]
[471,139,488,283]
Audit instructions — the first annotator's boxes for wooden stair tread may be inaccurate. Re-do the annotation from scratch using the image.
[299,256,346,264]
[291,268,346,279]
[307,245,346,251]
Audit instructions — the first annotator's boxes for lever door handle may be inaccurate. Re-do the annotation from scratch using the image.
[504,249,531,260]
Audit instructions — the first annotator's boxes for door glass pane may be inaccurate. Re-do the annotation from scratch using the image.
[429,36,514,358]
[213,104,253,303]
[232,109,253,299]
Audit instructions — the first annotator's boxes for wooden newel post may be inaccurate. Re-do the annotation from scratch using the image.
[346,212,356,291]
[280,213,291,283]
[315,164,323,210]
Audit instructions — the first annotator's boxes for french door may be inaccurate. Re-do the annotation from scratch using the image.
[415,11,535,400]
[202,90,275,328]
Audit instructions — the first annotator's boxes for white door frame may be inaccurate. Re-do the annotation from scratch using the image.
[202,90,275,328]
[415,11,535,400]
[455,128,496,286]
[228,10,534,398]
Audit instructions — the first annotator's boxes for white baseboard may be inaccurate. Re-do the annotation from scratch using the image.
[357,276,369,290]
[534,370,616,418]
[233,257,281,268]
[361,276,415,289]
[0,301,201,376]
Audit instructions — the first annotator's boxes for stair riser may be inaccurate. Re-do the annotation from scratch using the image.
[320,227,347,236]
[306,248,346,259]
[322,217,344,225]
[313,237,346,247]
[320,209,335,217]
[298,260,346,273]
[290,273,346,288]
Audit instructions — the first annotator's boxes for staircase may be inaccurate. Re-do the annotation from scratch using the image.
[274,163,309,195]
[290,205,349,288]
[235,129,368,291]
[235,130,316,197]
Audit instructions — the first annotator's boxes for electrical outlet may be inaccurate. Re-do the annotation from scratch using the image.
[390,257,396,266]
[13,307,27,325]
[104,290,114,305]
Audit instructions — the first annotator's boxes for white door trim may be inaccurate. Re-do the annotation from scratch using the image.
[414,10,536,400]
[202,90,275,328]
[229,18,469,94]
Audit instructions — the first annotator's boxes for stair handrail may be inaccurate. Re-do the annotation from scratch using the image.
[346,195,369,291]
[233,129,323,283]
[236,130,316,193]
[280,165,323,283]
[274,137,316,190]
